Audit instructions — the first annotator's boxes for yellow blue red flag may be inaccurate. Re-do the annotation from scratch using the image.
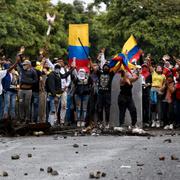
[122,35,142,63]
[68,24,89,68]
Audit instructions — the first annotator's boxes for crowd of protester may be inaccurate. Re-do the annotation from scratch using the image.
[0,47,180,132]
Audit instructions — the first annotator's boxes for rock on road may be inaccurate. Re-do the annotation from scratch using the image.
[0,135,180,180]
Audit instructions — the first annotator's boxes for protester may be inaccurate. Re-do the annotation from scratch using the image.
[17,59,38,124]
[2,67,19,122]
[45,64,73,126]
[58,58,71,126]
[31,61,42,123]
[150,63,166,128]
[117,69,139,130]
[174,68,180,127]
[161,75,175,129]
[74,67,92,127]
[141,64,152,127]
[0,59,19,120]
[97,63,115,129]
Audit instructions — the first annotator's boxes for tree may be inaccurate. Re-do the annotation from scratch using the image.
[105,0,180,58]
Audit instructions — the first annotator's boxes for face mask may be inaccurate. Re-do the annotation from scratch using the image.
[78,71,86,80]
[23,65,28,70]
[103,67,109,73]
[55,69,60,74]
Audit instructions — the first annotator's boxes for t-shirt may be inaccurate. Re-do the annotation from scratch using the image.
[0,70,7,95]
[152,71,165,88]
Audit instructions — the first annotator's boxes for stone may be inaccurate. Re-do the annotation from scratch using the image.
[73,144,79,148]
[40,168,44,172]
[75,151,79,154]
[51,170,59,176]
[137,163,144,166]
[11,155,20,160]
[33,147,36,150]
[159,156,165,161]
[157,172,163,175]
[0,171,8,177]
[83,144,88,146]
[63,136,67,139]
[47,167,53,173]
[53,135,58,140]
[89,172,95,178]
[171,155,179,160]
[24,173,28,176]
[163,139,172,143]
[101,172,106,177]
[27,154,32,158]
[94,171,101,179]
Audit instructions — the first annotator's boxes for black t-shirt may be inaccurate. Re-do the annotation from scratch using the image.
[120,83,133,97]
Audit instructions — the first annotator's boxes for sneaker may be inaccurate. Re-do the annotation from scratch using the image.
[143,123,150,128]
[164,125,170,130]
[169,124,174,130]
[81,121,85,127]
[114,127,125,132]
[151,121,156,127]
[82,126,92,133]
[132,126,146,134]
[105,123,110,129]
[156,121,160,128]
[77,121,81,127]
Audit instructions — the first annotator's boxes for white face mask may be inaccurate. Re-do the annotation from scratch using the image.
[78,70,86,80]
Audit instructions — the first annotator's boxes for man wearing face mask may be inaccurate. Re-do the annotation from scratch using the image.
[46,64,73,126]
[18,59,38,124]
[97,63,115,129]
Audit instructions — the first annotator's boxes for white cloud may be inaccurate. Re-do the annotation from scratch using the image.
[51,0,106,11]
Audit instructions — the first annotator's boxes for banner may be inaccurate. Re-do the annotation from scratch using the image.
[68,24,89,68]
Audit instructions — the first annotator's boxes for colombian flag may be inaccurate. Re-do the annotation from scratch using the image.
[68,24,89,68]
[109,35,141,72]
[122,35,142,64]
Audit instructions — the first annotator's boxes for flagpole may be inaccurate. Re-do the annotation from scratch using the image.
[78,37,90,60]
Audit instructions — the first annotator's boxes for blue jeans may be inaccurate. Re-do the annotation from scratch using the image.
[74,94,89,121]
[32,92,39,123]
[0,94,3,120]
[47,95,61,119]
[3,91,17,119]
[66,94,72,123]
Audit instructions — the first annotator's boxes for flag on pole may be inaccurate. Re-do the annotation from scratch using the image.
[109,35,141,72]
[68,24,89,68]
[122,35,142,64]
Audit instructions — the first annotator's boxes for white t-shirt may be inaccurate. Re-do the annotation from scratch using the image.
[0,70,7,95]
[60,67,71,89]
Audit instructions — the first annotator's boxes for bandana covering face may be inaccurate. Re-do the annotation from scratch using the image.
[77,69,86,80]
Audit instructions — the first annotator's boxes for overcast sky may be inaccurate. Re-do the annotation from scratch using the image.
[51,0,106,11]
[52,0,94,5]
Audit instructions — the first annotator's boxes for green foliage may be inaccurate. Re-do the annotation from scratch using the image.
[105,0,180,59]
[0,0,179,61]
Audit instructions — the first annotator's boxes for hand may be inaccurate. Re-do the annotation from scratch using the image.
[54,96,59,103]
[15,55,21,63]
[19,46,25,54]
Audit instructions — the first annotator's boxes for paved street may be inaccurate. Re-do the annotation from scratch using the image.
[0,134,180,180]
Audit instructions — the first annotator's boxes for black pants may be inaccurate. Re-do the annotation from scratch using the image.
[143,94,150,124]
[118,94,137,126]
[97,93,111,123]
[161,101,174,126]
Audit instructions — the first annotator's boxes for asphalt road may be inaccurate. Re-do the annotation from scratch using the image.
[0,134,180,180]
